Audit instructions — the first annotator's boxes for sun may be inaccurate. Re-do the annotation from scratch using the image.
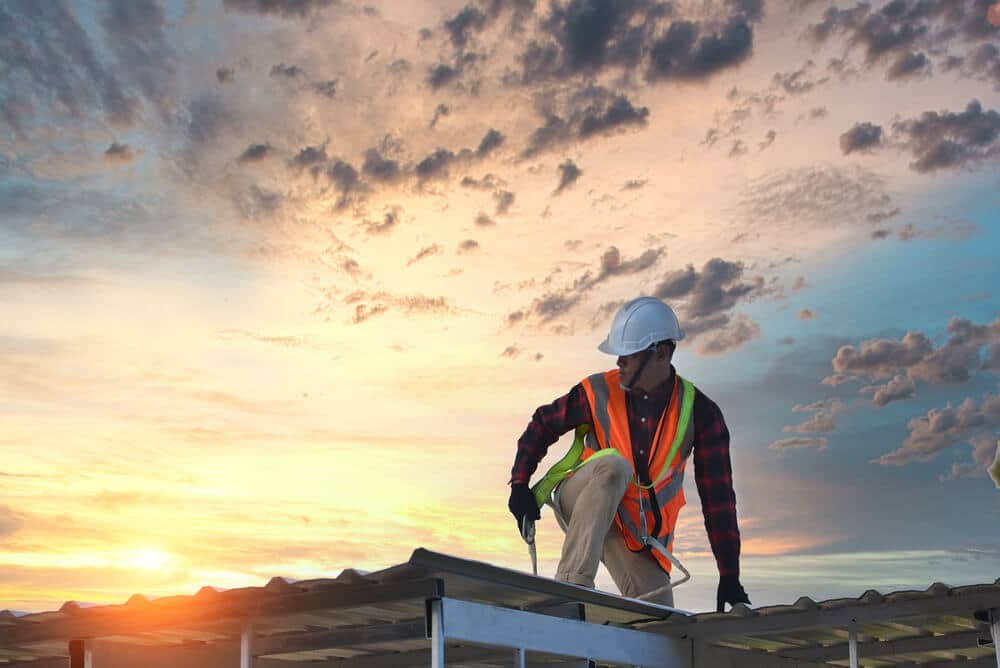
[125,548,174,571]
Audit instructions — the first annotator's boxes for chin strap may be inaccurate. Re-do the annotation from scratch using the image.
[620,346,657,392]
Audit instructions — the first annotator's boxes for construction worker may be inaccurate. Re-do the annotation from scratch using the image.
[507,296,750,611]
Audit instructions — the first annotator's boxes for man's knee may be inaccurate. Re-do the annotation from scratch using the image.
[589,454,632,491]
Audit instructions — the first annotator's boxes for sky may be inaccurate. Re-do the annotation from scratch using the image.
[1,0,1000,615]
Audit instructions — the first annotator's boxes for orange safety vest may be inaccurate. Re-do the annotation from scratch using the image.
[577,369,696,573]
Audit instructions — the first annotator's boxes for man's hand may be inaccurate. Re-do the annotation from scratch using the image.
[508,483,540,530]
[716,574,750,612]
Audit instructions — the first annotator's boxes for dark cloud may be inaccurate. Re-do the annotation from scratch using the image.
[458,239,480,253]
[475,212,495,226]
[362,148,401,183]
[312,79,337,98]
[887,50,929,79]
[476,128,506,157]
[216,67,235,83]
[237,143,275,165]
[840,122,884,154]
[327,159,363,209]
[416,148,456,181]
[893,100,1000,172]
[647,16,754,81]
[428,63,461,89]
[289,142,328,175]
[799,308,816,320]
[623,179,647,190]
[810,106,829,118]
[523,114,573,156]
[493,190,515,215]
[501,344,522,359]
[0,2,138,132]
[222,0,338,18]
[460,174,505,190]
[728,139,748,157]
[695,313,761,355]
[270,63,304,78]
[445,5,488,50]
[897,219,977,241]
[866,207,901,224]
[430,103,450,128]
[554,159,582,194]
[578,95,649,139]
[104,142,135,163]
[407,244,441,266]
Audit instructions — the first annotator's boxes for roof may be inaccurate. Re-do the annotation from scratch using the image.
[1,548,997,667]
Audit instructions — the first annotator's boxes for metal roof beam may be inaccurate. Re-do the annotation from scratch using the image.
[776,630,987,661]
[652,591,1000,639]
[255,618,427,655]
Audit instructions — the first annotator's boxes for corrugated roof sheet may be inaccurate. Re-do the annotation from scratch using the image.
[0,548,997,667]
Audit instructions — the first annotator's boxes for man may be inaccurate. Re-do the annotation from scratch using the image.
[508,296,750,611]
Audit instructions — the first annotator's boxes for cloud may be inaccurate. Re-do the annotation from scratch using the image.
[522,88,650,157]
[798,308,816,320]
[739,165,894,229]
[876,394,1000,473]
[362,148,402,183]
[500,345,522,359]
[891,100,1000,172]
[222,0,338,19]
[866,207,901,224]
[646,16,754,82]
[623,179,647,190]
[232,184,282,219]
[407,244,441,266]
[554,159,582,194]
[363,208,401,235]
[840,122,884,154]
[475,212,495,226]
[216,67,235,83]
[101,0,177,120]
[825,317,1000,392]
[237,143,275,165]
[897,219,978,242]
[326,159,363,209]
[0,2,138,132]
[783,411,836,434]
[270,63,304,78]
[793,398,848,414]
[428,63,462,89]
[430,103,450,128]
[476,128,506,157]
[728,139,748,157]
[416,148,456,182]
[771,60,828,94]
[861,374,917,406]
[887,50,929,79]
[768,437,828,451]
[458,239,480,253]
[343,290,452,324]
[104,142,136,164]
[311,79,337,98]
[289,142,328,175]
[759,129,777,150]
[510,245,663,327]
[694,313,761,355]
[493,190,515,215]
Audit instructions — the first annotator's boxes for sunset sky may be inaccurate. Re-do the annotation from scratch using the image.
[2,0,1000,615]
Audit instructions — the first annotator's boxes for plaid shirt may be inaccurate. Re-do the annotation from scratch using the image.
[510,368,742,577]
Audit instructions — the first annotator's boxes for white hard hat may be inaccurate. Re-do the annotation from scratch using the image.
[598,297,685,356]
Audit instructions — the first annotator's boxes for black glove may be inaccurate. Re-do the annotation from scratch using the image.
[716,574,750,612]
[508,483,540,531]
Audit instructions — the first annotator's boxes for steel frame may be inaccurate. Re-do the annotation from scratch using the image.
[425,596,691,668]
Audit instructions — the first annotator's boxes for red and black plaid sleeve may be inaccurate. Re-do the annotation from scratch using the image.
[510,383,592,485]
[691,388,742,577]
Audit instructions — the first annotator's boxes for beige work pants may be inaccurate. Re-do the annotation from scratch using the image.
[553,454,674,606]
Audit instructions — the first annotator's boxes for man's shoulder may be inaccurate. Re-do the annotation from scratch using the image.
[682,378,724,417]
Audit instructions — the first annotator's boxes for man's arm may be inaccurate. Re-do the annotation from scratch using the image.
[691,390,742,577]
[510,383,592,485]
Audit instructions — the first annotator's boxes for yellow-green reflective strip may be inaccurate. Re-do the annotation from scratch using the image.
[649,377,695,487]
[531,425,623,508]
